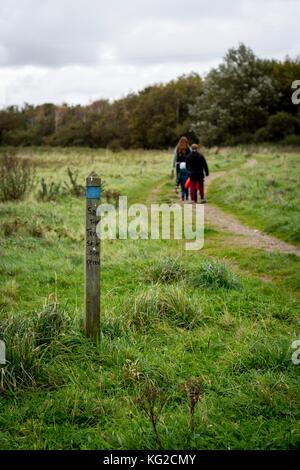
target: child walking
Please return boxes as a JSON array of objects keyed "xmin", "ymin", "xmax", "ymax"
[{"xmin": 176, "ymin": 162, "xmax": 189, "ymax": 201}]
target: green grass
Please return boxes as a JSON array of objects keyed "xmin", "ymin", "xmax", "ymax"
[
  {"xmin": 208, "ymin": 152, "xmax": 300, "ymax": 245},
  {"xmin": 0, "ymin": 147, "xmax": 299, "ymax": 450}
]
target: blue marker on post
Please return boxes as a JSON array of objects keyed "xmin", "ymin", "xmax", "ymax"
[{"xmin": 86, "ymin": 185, "xmax": 101, "ymax": 199}]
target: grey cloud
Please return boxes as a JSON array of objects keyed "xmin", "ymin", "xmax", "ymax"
[
  {"xmin": 0, "ymin": 0, "xmax": 299, "ymax": 106},
  {"xmin": 0, "ymin": 0, "xmax": 260, "ymax": 67},
  {"xmin": 0, "ymin": 0, "xmax": 111, "ymax": 66},
  {"xmin": 2, "ymin": 40, "xmax": 98, "ymax": 66}
]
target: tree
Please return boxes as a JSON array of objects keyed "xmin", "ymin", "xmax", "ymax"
[
  {"xmin": 1, "ymin": 49, "xmax": 299, "ymax": 148},
  {"xmin": 272, "ymin": 57, "xmax": 300, "ymax": 114},
  {"xmin": 189, "ymin": 44, "xmax": 278, "ymax": 145},
  {"xmin": 129, "ymin": 74, "xmax": 203, "ymax": 148}
]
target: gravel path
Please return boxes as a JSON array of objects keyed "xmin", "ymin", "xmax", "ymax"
[{"xmin": 205, "ymin": 160, "xmax": 300, "ymax": 257}]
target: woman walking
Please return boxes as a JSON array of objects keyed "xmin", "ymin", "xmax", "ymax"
[{"xmin": 172, "ymin": 136, "xmax": 191, "ymax": 184}]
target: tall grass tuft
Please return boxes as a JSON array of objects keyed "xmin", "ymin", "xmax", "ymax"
[
  {"xmin": 0, "ymin": 314, "xmax": 41, "ymax": 390},
  {"xmin": 34, "ymin": 301, "xmax": 70, "ymax": 347},
  {"xmin": 144, "ymin": 257, "xmax": 187, "ymax": 284},
  {"xmin": 0, "ymin": 300, "xmax": 70, "ymax": 392},
  {"xmin": 189, "ymin": 259, "xmax": 242, "ymax": 290},
  {"xmin": 130, "ymin": 286, "xmax": 201, "ymax": 329}
]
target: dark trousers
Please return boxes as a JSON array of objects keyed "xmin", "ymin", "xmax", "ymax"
[{"xmin": 180, "ymin": 182, "xmax": 189, "ymax": 200}]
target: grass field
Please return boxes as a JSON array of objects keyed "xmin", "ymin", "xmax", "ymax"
[
  {"xmin": 0, "ymin": 147, "xmax": 299, "ymax": 450},
  {"xmin": 209, "ymin": 150, "xmax": 300, "ymax": 245}
]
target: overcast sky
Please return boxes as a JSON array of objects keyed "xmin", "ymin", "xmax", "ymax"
[{"xmin": 0, "ymin": 0, "xmax": 299, "ymax": 108}]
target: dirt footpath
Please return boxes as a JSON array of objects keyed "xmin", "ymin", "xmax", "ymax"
[{"xmin": 205, "ymin": 160, "xmax": 300, "ymax": 257}]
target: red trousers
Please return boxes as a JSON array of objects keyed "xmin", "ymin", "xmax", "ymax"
[{"xmin": 190, "ymin": 178, "xmax": 204, "ymax": 202}]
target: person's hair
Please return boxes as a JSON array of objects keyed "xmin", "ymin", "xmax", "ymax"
[
  {"xmin": 191, "ymin": 143, "xmax": 199, "ymax": 150},
  {"xmin": 177, "ymin": 136, "xmax": 189, "ymax": 152}
]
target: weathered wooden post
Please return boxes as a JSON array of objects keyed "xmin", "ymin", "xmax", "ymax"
[{"xmin": 85, "ymin": 171, "xmax": 101, "ymax": 341}]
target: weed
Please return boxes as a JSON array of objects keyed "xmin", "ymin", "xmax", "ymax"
[
  {"xmin": 184, "ymin": 377, "xmax": 204, "ymax": 431},
  {"xmin": 0, "ymin": 153, "xmax": 35, "ymax": 201},
  {"xmin": 63, "ymin": 168, "xmax": 85, "ymax": 197},
  {"xmin": 136, "ymin": 381, "xmax": 167, "ymax": 448},
  {"xmin": 102, "ymin": 189, "xmax": 121, "ymax": 206},
  {"xmin": 123, "ymin": 359, "xmax": 144, "ymax": 383},
  {"xmin": 37, "ymin": 178, "xmax": 62, "ymax": 201}
]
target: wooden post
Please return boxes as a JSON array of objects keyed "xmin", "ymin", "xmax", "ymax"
[{"xmin": 85, "ymin": 171, "xmax": 101, "ymax": 341}]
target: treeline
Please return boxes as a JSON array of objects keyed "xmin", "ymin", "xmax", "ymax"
[
  {"xmin": 0, "ymin": 44, "xmax": 300, "ymax": 148},
  {"xmin": 190, "ymin": 44, "xmax": 300, "ymax": 146},
  {"xmin": 0, "ymin": 74, "xmax": 202, "ymax": 149}
]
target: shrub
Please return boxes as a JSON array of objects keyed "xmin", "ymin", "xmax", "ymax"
[
  {"xmin": 281, "ymin": 134, "xmax": 300, "ymax": 146},
  {"xmin": 254, "ymin": 126, "xmax": 272, "ymax": 143},
  {"xmin": 267, "ymin": 112, "xmax": 298, "ymax": 140},
  {"xmin": 255, "ymin": 113, "xmax": 300, "ymax": 143},
  {"xmin": 108, "ymin": 139, "xmax": 122, "ymax": 153},
  {"xmin": 0, "ymin": 153, "xmax": 35, "ymax": 202}
]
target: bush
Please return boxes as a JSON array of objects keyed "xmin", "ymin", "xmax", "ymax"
[
  {"xmin": 281, "ymin": 134, "xmax": 300, "ymax": 146},
  {"xmin": 254, "ymin": 126, "xmax": 272, "ymax": 143},
  {"xmin": 255, "ymin": 113, "xmax": 300, "ymax": 143},
  {"xmin": 0, "ymin": 153, "xmax": 35, "ymax": 202},
  {"xmin": 226, "ymin": 132, "xmax": 255, "ymax": 145},
  {"xmin": 267, "ymin": 112, "xmax": 298, "ymax": 140},
  {"xmin": 108, "ymin": 139, "xmax": 122, "ymax": 153}
]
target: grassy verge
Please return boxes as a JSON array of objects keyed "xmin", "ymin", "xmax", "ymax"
[
  {"xmin": 0, "ymin": 148, "xmax": 299, "ymax": 450},
  {"xmin": 208, "ymin": 152, "xmax": 300, "ymax": 245}
]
